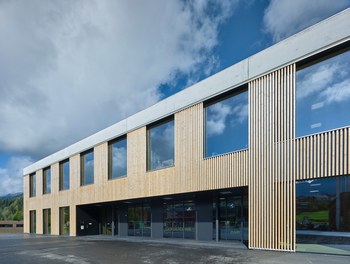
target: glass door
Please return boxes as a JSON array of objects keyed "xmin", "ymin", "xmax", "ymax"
[{"xmin": 220, "ymin": 196, "xmax": 243, "ymax": 241}]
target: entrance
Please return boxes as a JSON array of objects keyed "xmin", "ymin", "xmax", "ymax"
[
  {"xmin": 163, "ymin": 200, "xmax": 196, "ymax": 239},
  {"xmin": 219, "ymin": 195, "xmax": 248, "ymax": 241},
  {"xmin": 100, "ymin": 206, "xmax": 112, "ymax": 235}
]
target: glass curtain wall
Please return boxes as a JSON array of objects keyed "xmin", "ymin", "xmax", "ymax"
[
  {"xmin": 43, "ymin": 208, "xmax": 51, "ymax": 234},
  {"xmin": 296, "ymin": 175, "xmax": 350, "ymax": 233},
  {"xmin": 163, "ymin": 200, "xmax": 196, "ymax": 239},
  {"xmin": 128, "ymin": 204, "xmax": 151, "ymax": 237},
  {"xmin": 59, "ymin": 207, "xmax": 70, "ymax": 236}
]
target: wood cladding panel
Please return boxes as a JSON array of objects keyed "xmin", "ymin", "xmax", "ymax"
[
  {"xmin": 296, "ymin": 127, "xmax": 350, "ymax": 180},
  {"xmin": 249, "ymin": 64, "xmax": 296, "ymax": 251}
]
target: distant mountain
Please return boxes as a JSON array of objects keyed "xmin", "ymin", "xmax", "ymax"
[
  {"xmin": 0, "ymin": 194, "xmax": 23, "ymax": 221},
  {"xmin": 0, "ymin": 192, "xmax": 23, "ymax": 199}
]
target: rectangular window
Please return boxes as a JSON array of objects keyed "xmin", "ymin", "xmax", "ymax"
[
  {"xmin": 43, "ymin": 167, "xmax": 51, "ymax": 194},
  {"xmin": 81, "ymin": 149, "xmax": 94, "ymax": 185},
  {"xmin": 43, "ymin": 208, "xmax": 51, "ymax": 235},
  {"xmin": 29, "ymin": 173, "xmax": 36, "ymax": 197},
  {"xmin": 59, "ymin": 206, "xmax": 70, "ymax": 236},
  {"xmin": 147, "ymin": 118, "xmax": 174, "ymax": 171},
  {"xmin": 296, "ymin": 175, "xmax": 350, "ymax": 240},
  {"xmin": 296, "ymin": 48, "xmax": 350, "ymax": 137},
  {"xmin": 59, "ymin": 159, "xmax": 70, "ymax": 191},
  {"xmin": 30, "ymin": 210, "xmax": 36, "ymax": 234},
  {"xmin": 205, "ymin": 89, "xmax": 248, "ymax": 157},
  {"xmin": 108, "ymin": 136, "xmax": 127, "ymax": 179}
]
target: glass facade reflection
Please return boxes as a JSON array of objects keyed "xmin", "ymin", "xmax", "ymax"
[
  {"xmin": 205, "ymin": 90, "xmax": 248, "ymax": 157},
  {"xmin": 30, "ymin": 210, "xmax": 36, "ymax": 234},
  {"xmin": 43, "ymin": 208, "xmax": 51, "ymax": 234},
  {"xmin": 109, "ymin": 137, "xmax": 127, "ymax": 179},
  {"xmin": 127, "ymin": 204, "xmax": 151, "ymax": 237},
  {"xmin": 163, "ymin": 200, "xmax": 196, "ymax": 239},
  {"xmin": 81, "ymin": 150, "xmax": 94, "ymax": 185},
  {"xmin": 59, "ymin": 160, "xmax": 70, "ymax": 190},
  {"xmin": 296, "ymin": 49, "xmax": 350, "ymax": 137},
  {"xmin": 296, "ymin": 175, "xmax": 350, "ymax": 232},
  {"xmin": 59, "ymin": 206, "xmax": 70, "ymax": 236},
  {"xmin": 29, "ymin": 173, "xmax": 36, "ymax": 197},
  {"xmin": 43, "ymin": 167, "xmax": 51, "ymax": 194},
  {"xmin": 147, "ymin": 119, "xmax": 174, "ymax": 170}
]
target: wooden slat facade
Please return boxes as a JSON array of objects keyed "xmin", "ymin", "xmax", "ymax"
[
  {"xmin": 249, "ymin": 64, "xmax": 296, "ymax": 251},
  {"xmin": 296, "ymin": 127, "xmax": 350, "ymax": 180},
  {"xmin": 23, "ymin": 62, "xmax": 349, "ymax": 252}
]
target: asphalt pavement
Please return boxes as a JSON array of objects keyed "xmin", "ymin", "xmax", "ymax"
[{"xmin": 0, "ymin": 234, "xmax": 349, "ymax": 264}]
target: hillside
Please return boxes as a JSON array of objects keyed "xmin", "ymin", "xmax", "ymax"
[{"xmin": 0, "ymin": 194, "xmax": 23, "ymax": 221}]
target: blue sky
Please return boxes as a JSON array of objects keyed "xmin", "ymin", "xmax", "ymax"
[{"xmin": 0, "ymin": 0, "xmax": 349, "ymax": 196}]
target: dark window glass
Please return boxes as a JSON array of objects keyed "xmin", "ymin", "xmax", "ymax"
[
  {"xmin": 43, "ymin": 167, "xmax": 51, "ymax": 194},
  {"xmin": 205, "ymin": 90, "xmax": 248, "ymax": 157},
  {"xmin": 109, "ymin": 137, "xmax": 127, "ymax": 179},
  {"xmin": 296, "ymin": 175, "xmax": 350, "ymax": 233},
  {"xmin": 59, "ymin": 160, "xmax": 70, "ymax": 191},
  {"xmin": 163, "ymin": 200, "xmax": 196, "ymax": 239},
  {"xmin": 59, "ymin": 206, "xmax": 70, "ymax": 236},
  {"xmin": 30, "ymin": 210, "xmax": 36, "ymax": 234},
  {"xmin": 81, "ymin": 150, "xmax": 94, "ymax": 185},
  {"xmin": 147, "ymin": 119, "xmax": 174, "ymax": 170},
  {"xmin": 29, "ymin": 173, "xmax": 36, "ymax": 197},
  {"xmin": 296, "ymin": 49, "xmax": 350, "ymax": 137},
  {"xmin": 43, "ymin": 208, "xmax": 51, "ymax": 235},
  {"xmin": 127, "ymin": 204, "xmax": 151, "ymax": 237}
]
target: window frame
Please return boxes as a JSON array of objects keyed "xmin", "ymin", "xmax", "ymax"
[
  {"xmin": 43, "ymin": 167, "xmax": 51, "ymax": 195},
  {"xmin": 295, "ymin": 44, "xmax": 350, "ymax": 138},
  {"xmin": 108, "ymin": 135, "xmax": 127, "ymax": 180},
  {"xmin": 29, "ymin": 173, "xmax": 36, "ymax": 198},
  {"xmin": 80, "ymin": 148, "xmax": 94, "ymax": 186},
  {"xmin": 59, "ymin": 159, "xmax": 70, "ymax": 191},
  {"xmin": 203, "ymin": 86, "xmax": 249, "ymax": 158},
  {"xmin": 146, "ymin": 116, "xmax": 175, "ymax": 172}
]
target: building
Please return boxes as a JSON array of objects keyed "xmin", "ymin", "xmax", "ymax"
[
  {"xmin": 0, "ymin": 221, "xmax": 23, "ymax": 234},
  {"xmin": 23, "ymin": 9, "xmax": 350, "ymax": 252}
]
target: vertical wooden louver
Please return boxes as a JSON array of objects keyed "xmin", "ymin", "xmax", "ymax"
[
  {"xmin": 249, "ymin": 64, "xmax": 296, "ymax": 251},
  {"xmin": 296, "ymin": 127, "xmax": 350, "ymax": 180}
]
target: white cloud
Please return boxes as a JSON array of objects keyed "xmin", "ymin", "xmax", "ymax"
[
  {"xmin": 206, "ymin": 102, "xmax": 232, "ymax": 136},
  {"xmin": 0, "ymin": 156, "xmax": 33, "ymax": 196},
  {"xmin": 263, "ymin": 0, "xmax": 349, "ymax": 42},
  {"xmin": 0, "ymin": 0, "xmax": 237, "ymax": 158},
  {"xmin": 321, "ymin": 79, "xmax": 350, "ymax": 104}
]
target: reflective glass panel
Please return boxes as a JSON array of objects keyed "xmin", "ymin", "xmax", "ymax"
[
  {"xmin": 296, "ymin": 50, "xmax": 350, "ymax": 137},
  {"xmin": 147, "ymin": 119, "xmax": 174, "ymax": 170},
  {"xmin": 296, "ymin": 175, "xmax": 350, "ymax": 232},
  {"xmin": 109, "ymin": 137, "xmax": 127, "ymax": 179},
  {"xmin": 81, "ymin": 150, "xmax": 94, "ymax": 185},
  {"xmin": 59, "ymin": 206, "xmax": 70, "ymax": 236},
  {"xmin": 43, "ymin": 168, "xmax": 51, "ymax": 194},
  {"xmin": 60, "ymin": 160, "xmax": 70, "ymax": 190},
  {"xmin": 30, "ymin": 173, "xmax": 36, "ymax": 197},
  {"xmin": 205, "ymin": 90, "xmax": 248, "ymax": 157}
]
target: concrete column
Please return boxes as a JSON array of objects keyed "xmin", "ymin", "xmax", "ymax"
[{"xmin": 151, "ymin": 201, "xmax": 163, "ymax": 238}]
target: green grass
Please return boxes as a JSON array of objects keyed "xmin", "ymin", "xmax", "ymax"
[{"xmin": 296, "ymin": 210, "xmax": 328, "ymax": 224}]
